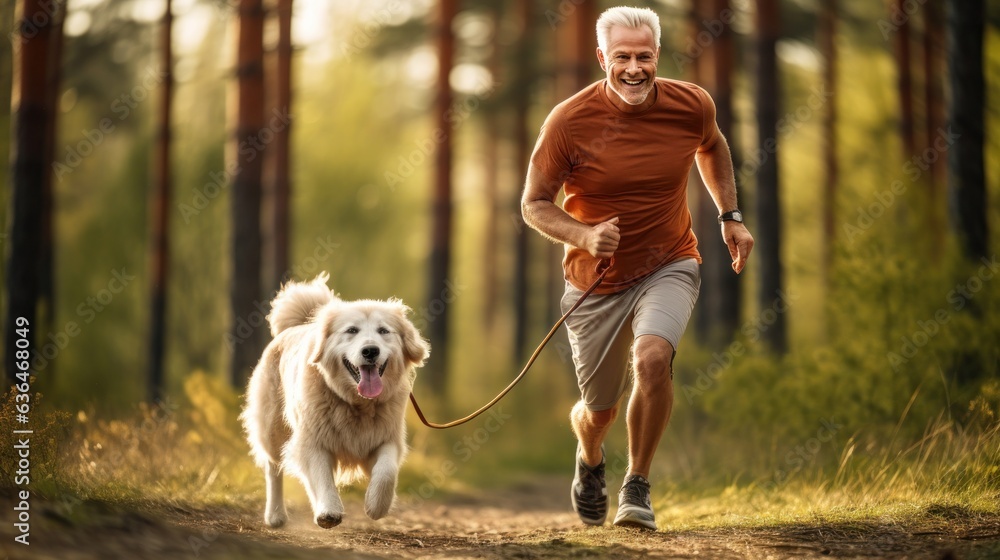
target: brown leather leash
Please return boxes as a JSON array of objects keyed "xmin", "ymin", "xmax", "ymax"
[{"xmin": 409, "ymin": 258, "xmax": 613, "ymax": 429}]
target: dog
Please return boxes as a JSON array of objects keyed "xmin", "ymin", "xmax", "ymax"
[{"xmin": 240, "ymin": 272, "xmax": 429, "ymax": 528}]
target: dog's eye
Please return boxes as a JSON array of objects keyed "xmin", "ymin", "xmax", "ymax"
[
  {"xmin": 345, "ymin": 326, "xmax": 359, "ymax": 334},
  {"xmin": 377, "ymin": 327, "xmax": 391, "ymax": 335}
]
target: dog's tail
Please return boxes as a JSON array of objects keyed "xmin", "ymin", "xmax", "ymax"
[{"xmin": 267, "ymin": 272, "xmax": 335, "ymax": 336}]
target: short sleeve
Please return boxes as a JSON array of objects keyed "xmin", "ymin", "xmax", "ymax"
[
  {"xmin": 695, "ymin": 86, "xmax": 721, "ymax": 152},
  {"xmin": 529, "ymin": 107, "xmax": 576, "ymax": 184}
]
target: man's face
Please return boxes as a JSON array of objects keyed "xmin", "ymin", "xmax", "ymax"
[{"xmin": 597, "ymin": 25, "xmax": 659, "ymax": 110}]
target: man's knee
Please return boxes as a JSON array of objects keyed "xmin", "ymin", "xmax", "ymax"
[
  {"xmin": 589, "ymin": 405, "xmax": 619, "ymax": 425},
  {"xmin": 633, "ymin": 335, "xmax": 674, "ymax": 386},
  {"xmin": 574, "ymin": 400, "xmax": 619, "ymax": 426}
]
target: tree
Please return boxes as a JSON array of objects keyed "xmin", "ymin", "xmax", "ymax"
[
  {"xmin": 481, "ymin": 0, "xmax": 502, "ymax": 331},
  {"xmin": 923, "ymin": 0, "xmax": 946, "ymax": 255},
  {"xmin": 946, "ymin": 0, "xmax": 987, "ymax": 261},
  {"xmin": 893, "ymin": 0, "xmax": 916, "ymax": 157},
  {"xmin": 148, "ymin": 0, "xmax": 173, "ymax": 402},
  {"xmin": 754, "ymin": 0, "xmax": 786, "ymax": 353},
  {"xmin": 571, "ymin": 0, "xmax": 596, "ymax": 89},
  {"xmin": 229, "ymin": 0, "xmax": 267, "ymax": 388},
  {"xmin": 692, "ymin": 0, "xmax": 742, "ymax": 347},
  {"xmin": 819, "ymin": 0, "xmax": 838, "ymax": 281},
  {"xmin": 39, "ymin": 0, "xmax": 65, "ymax": 331},
  {"xmin": 425, "ymin": 0, "xmax": 457, "ymax": 392},
  {"xmin": 511, "ymin": 0, "xmax": 533, "ymax": 362},
  {"xmin": 265, "ymin": 0, "xmax": 293, "ymax": 295},
  {"xmin": 5, "ymin": 0, "xmax": 58, "ymax": 384}
]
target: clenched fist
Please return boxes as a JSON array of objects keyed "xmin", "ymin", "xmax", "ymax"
[{"xmin": 583, "ymin": 217, "xmax": 620, "ymax": 259}]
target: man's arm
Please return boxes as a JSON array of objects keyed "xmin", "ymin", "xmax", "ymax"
[
  {"xmin": 520, "ymin": 162, "xmax": 620, "ymax": 259},
  {"xmin": 694, "ymin": 131, "xmax": 755, "ymax": 274}
]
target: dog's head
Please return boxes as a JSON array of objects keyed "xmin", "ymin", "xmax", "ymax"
[{"xmin": 309, "ymin": 299, "xmax": 429, "ymax": 401}]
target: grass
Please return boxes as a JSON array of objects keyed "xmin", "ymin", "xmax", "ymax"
[
  {"xmin": 2, "ymin": 371, "xmax": 998, "ymax": 540},
  {"xmin": 651, "ymin": 409, "xmax": 1000, "ymax": 532}
]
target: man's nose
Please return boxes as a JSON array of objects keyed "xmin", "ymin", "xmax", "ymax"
[{"xmin": 626, "ymin": 56, "xmax": 640, "ymax": 72}]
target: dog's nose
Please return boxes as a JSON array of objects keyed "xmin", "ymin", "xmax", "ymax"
[{"xmin": 361, "ymin": 346, "xmax": 380, "ymax": 361}]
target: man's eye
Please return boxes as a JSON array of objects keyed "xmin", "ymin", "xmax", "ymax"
[
  {"xmin": 377, "ymin": 327, "xmax": 390, "ymax": 335},
  {"xmin": 345, "ymin": 326, "xmax": 359, "ymax": 334}
]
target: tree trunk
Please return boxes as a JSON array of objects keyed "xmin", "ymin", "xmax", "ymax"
[
  {"xmin": 481, "ymin": 1, "xmax": 502, "ymax": 331},
  {"xmin": 894, "ymin": 0, "xmax": 916, "ymax": 157},
  {"xmin": 425, "ymin": 0, "xmax": 457, "ymax": 392},
  {"xmin": 946, "ymin": 0, "xmax": 987, "ymax": 261},
  {"xmin": 754, "ymin": 0, "xmax": 786, "ymax": 353},
  {"xmin": 266, "ymin": 0, "xmax": 292, "ymax": 294},
  {"xmin": 923, "ymin": 0, "xmax": 946, "ymax": 256},
  {"xmin": 5, "ymin": 0, "xmax": 55, "ymax": 384},
  {"xmin": 512, "ymin": 0, "xmax": 532, "ymax": 362},
  {"xmin": 689, "ymin": 3, "xmax": 715, "ymax": 345},
  {"xmin": 39, "ymin": 0, "xmax": 65, "ymax": 331},
  {"xmin": 819, "ymin": 0, "xmax": 838, "ymax": 283},
  {"xmin": 710, "ymin": 0, "xmax": 741, "ymax": 344},
  {"xmin": 229, "ymin": 0, "xmax": 266, "ymax": 388},
  {"xmin": 572, "ymin": 0, "xmax": 595, "ymax": 88},
  {"xmin": 148, "ymin": 0, "xmax": 173, "ymax": 402},
  {"xmin": 691, "ymin": 0, "xmax": 742, "ymax": 347}
]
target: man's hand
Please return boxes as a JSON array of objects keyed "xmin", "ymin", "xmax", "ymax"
[
  {"xmin": 722, "ymin": 221, "xmax": 754, "ymax": 274},
  {"xmin": 583, "ymin": 217, "xmax": 620, "ymax": 259}
]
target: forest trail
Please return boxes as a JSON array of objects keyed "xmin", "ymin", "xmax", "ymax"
[{"xmin": 4, "ymin": 475, "xmax": 999, "ymax": 559}]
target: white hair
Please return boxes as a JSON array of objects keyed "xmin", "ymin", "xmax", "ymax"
[{"xmin": 596, "ymin": 6, "xmax": 661, "ymax": 53}]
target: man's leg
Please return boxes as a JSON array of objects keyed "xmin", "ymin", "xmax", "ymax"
[
  {"xmin": 570, "ymin": 399, "xmax": 621, "ymax": 525},
  {"xmin": 571, "ymin": 400, "xmax": 620, "ymax": 467},
  {"xmin": 612, "ymin": 334, "xmax": 673, "ymax": 530},
  {"xmin": 626, "ymin": 334, "xmax": 674, "ymax": 477},
  {"xmin": 559, "ymin": 279, "xmax": 633, "ymax": 526}
]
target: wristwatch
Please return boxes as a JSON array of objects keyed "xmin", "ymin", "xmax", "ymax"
[{"xmin": 718, "ymin": 210, "xmax": 744, "ymax": 224}]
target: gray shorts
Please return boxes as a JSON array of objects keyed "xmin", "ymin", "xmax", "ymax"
[{"xmin": 560, "ymin": 258, "xmax": 701, "ymax": 411}]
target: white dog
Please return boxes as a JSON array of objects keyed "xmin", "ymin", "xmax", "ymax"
[{"xmin": 241, "ymin": 273, "xmax": 429, "ymax": 528}]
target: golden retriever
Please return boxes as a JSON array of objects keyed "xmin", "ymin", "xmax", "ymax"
[{"xmin": 241, "ymin": 273, "xmax": 429, "ymax": 528}]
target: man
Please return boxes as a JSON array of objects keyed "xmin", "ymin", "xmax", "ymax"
[{"xmin": 521, "ymin": 6, "xmax": 754, "ymax": 530}]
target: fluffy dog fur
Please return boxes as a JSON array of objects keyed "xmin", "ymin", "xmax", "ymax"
[{"xmin": 241, "ymin": 273, "xmax": 429, "ymax": 528}]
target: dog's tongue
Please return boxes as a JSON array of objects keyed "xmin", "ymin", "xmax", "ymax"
[{"xmin": 358, "ymin": 364, "xmax": 383, "ymax": 399}]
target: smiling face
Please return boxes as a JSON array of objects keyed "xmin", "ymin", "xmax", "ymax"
[
  {"xmin": 597, "ymin": 24, "xmax": 659, "ymax": 112},
  {"xmin": 310, "ymin": 300, "xmax": 429, "ymax": 402}
]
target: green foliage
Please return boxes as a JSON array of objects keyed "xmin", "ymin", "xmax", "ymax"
[
  {"xmin": 0, "ymin": 386, "xmax": 71, "ymax": 496},
  {"xmin": 653, "ymin": 415, "xmax": 1000, "ymax": 530},
  {"xmin": 50, "ymin": 371, "xmax": 258, "ymax": 507}
]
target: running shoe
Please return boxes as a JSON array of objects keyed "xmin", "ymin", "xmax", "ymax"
[
  {"xmin": 571, "ymin": 444, "xmax": 607, "ymax": 525},
  {"xmin": 613, "ymin": 474, "xmax": 657, "ymax": 530}
]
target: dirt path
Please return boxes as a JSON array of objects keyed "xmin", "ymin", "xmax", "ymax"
[{"xmin": 4, "ymin": 477, "xmax": 999, "ymax": 559}]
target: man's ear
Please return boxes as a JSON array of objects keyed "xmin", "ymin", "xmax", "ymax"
[{"xmin": 596, "ymin": 47, "xmax": 607, "ymax": 71}]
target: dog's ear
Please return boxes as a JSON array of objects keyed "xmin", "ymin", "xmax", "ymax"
[
  {"xmin": 309, "ymin": 307, "xmax": 335, "ymax": 366},
  {"xmin": 390, "ymin": 300, "xmax": 430, "ymax": 367}
]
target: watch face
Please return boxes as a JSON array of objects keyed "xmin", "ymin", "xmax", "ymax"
[{"xmin": 732, "ymin": 211, "xmax": 743, "ymax": 222}]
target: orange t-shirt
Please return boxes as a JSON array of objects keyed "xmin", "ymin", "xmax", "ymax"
[{"xmin": 530, "ymin": 78, "xmax": 719, "ymax": 294}]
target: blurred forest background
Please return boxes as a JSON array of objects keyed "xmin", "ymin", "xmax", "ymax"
[{"xmin": 1, "ymin": 0, "xmax": 999, "ymax": 504}]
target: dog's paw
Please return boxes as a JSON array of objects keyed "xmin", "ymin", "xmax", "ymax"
[
  {"xmin": 315, "ymin": 512, "xmax": 343, "ymax": 528},
  {"xmin": 264, "ymin": 510, "xmax": 287, "ymax": 528},
  {"xmin": 364, "ymin": 489, "xmax": 395, "ymax": 520}
]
